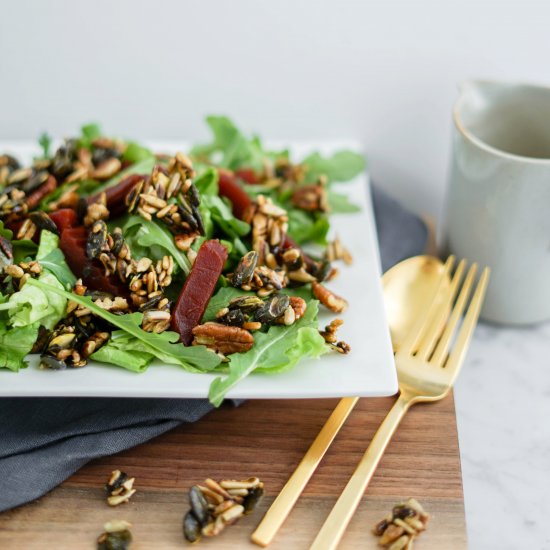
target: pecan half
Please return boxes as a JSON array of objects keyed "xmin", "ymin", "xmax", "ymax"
[
  {"xmin": 192, "ymin": 322, "xmax": 254, "ymax": 354},
  {"xmin": 291, "ymin": 184, "xmax": 328, "ymax": 212},
  {"xmin": 312, "ymin": 281, "xmax": 348, "ymax": 313}
]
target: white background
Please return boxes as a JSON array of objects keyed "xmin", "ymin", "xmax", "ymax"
[{"xmin": 2, "ymin": 0, "xmax": 550, "ymax": 219}]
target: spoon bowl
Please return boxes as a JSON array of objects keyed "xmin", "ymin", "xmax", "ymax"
[{"xmin": 382, "ymin": 255, "xmax": 449, "ymax": 352}]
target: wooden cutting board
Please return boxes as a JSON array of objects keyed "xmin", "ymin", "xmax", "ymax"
[{"xmin": 0, "ymin": 394, "xmax": 466, "ymax": 549}]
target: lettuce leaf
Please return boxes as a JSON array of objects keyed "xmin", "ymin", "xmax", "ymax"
[
  {"xmin": 208, "ymin": 300, "xmax": 328, "ymax": 406},
  {"xmin": 26, "ymin": 278, "xmax": 221, "ymax": 373},
  {"xmin": 0, "ymin": 319, "xmax": 39, "ymax": 371},
  {"xmin": 36, "ymin": 230, "xmax": 76, "ymax": 289},
  {"xmin": 302, "ymin": 151, "xmax": 366, "ymax": 184},
  {"xmin": 4, "ymin": 271, "xmax": 65, "ymax": 329},
  {"xmin": 91, "ymin": 332, "xmax": 154, "ymax": 373}
]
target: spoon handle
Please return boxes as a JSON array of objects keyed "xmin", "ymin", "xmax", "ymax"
[
  {"xmin": 251, "ymin": 396, "xmax": 359, "ymax": 547},
  {"xmin": 309, "ymin": 394, "xmax": 411, "ymax": 550}
]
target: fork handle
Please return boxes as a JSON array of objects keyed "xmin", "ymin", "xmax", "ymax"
[
  {"xmin": 309, "ymin": 394, "xmax": 412, "ymax": 550},
  {"xmin": 251, "ymin": 396, "xmax": 359, "ymax": 547}
]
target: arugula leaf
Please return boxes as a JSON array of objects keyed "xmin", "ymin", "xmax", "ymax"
[
  {"xmin": 123, "ymin": 216, "xmax": 191, "ymax": 275},
  {"xmin": 287, "ymin": 209, "xmax": 330, "ymax": 245},
  {"xmin": 38, "ymin": 132, "xmax": 52, "ymax": 159},
  {"xmin": 78, "ymin": 122, "xmax": 103, "ymax": 149},
  {"xmin": 194, "ymin": 167, "xmax": 219, "ymax": 196},
  {"xmin": 0, "ymin": 320, "xmax": 39, "ymax": 371},
  {"xmin": 122, "ymin": 142, "xmax": 154, "ymax": 164},
  {"xmin": 192, "ymin": 116, "xmax": 264, "ymax": 171},
  {"xmin": 0, "ymin": 220, "xmax": 37, "ymax": 264},
  {"xmin": 327, "ymin": 191, "xmax": 361, "ymax": 214},
  {"xmin": 208, "ymin": 300, "xmax": 327, "ymax": 406},
  {"xmin": 0, "ymin": 220, "xmax": 11, "ymax": 240},
  {"xmin": 26, "ymin": 278, "xmax": 221, "ymax": 373},
  {"xmin": 201, "ymin": 195, "xmax": 250, "ymax": 256},
  {"xmin": 12, "ymin": 240, "xmax": 38, "ymax": 263},
  {"xmin": 36, "ymin": 231, "xmax": 76, "ymax": 289},
  {"xmin": 302, "ymin": 150, "xmax": 366, "ymax": 183}
]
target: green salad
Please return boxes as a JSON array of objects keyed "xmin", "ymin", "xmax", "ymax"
[{"xmin": 0, "ymin": 116, "xmax": 365, "ymax": 405}]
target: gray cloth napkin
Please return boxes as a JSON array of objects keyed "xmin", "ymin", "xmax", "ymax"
[{"xmin": 0, "ymin": 184, "xmax": 427, "ymax": 512}]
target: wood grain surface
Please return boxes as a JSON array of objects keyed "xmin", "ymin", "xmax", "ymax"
[{"xmin": 0, "ymin": 394, "xmax": 466, "ymax": 549}]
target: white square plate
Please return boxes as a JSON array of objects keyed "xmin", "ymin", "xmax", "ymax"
[{"xmin": 0, "ymin": 141, "xmax": 397, "ymax": 399}]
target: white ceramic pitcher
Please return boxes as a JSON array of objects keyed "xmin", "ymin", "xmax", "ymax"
[{"xmin": 444, "ymin": 80, "xmax": 550, "ymax": 325}]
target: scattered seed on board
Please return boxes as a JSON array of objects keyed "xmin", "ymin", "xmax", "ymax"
[
  {"xmin": 373, "ymin": 498, "xmax": 430, "ymax": 549},
  {"xmin": 97, "ymin": 519, "xmax": 132, "ymax": 550},
  {"xmin": 105, "ymin": 470, "xmax": 136, "ymax": 506},
  {"xmin": 183, "ymin": 477, "xmax": 264, "ymax": 543}
]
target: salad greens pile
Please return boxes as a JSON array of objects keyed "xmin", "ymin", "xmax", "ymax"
[{"xmin": 0, "ymin": 116, "xmax": 365, "ymax": 406}]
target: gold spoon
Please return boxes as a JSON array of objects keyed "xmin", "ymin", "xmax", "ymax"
[{"xmin": 251, "ymin": 255, "xmax": 448, "ymax": 547}]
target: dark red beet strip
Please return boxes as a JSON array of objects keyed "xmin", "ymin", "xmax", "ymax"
[
  {"xmin": 60, "ymin": 226, "xmax": 128, "ymax": 296},
  {"xmin": 235, "ymin": 168, "xmax": 261, "ymax": 184},
  {"xmin": 217, "ymin": 169, "xmax": 252, "ymax": 220},
  {"xmin": 171, "ymin": 239, "xmax": 228, "ymax": 345},
  {"xmin": 49, "ymin": 208, "xmax": 78, "ymax": 233}
]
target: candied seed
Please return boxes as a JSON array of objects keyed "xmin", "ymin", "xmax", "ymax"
[
  {"xmin": 212, "ymin": 500, "xmax": 235, "ymax": 517},
  {"xmin": 379, "ymin": 524, "xmax": 405, "ymax": 545},
  {"xmin": 197, "ymin": 486, "xmax": 224, "ymax": 505},
  {"xmin": 220, "ymin": 504, "xmax": 244, "ymax": 524},
  {"xmin": 283, "ymin": 306, "xmax": 296, "ymax": 325},
  {"xmin": 393, "ymin": 518, "xmax": 416, "ymax": 536},
  {"xmin": 219, "ymin": 477, "xmax": 261, "ymax": 490},
  {"xmin": 5, "ymin": 264, "xmax": 24, "ymax": 278},
  {"xmin": 136, "ymin": 257, "xmax": 152, "ymax": 272},
  {"xmin": 226, "ymin": 488, "xmax": 249, "ymax": 497},
  {"xmin": 242, "ymin": 321, "xmax": 261, "ymax": 331},
  {"xmin": 103, "ymin": 519, "xmax": 132, "ymax": 533},
  {"xmin": 216, "ymin": 307, "xmax": 230, "ymax": 319},
  {"xmin": 388, "ymin": 535, "xmax": 411, "ymax": 550},
  {"xmin": 140, "ymin": 193, "xmax": 167, "ymax": 209},
  {"xmin": 143, "ymin": 310, "xmax": 171, "ymax": 322},
  {"xmin": 107, "ymin": 489, "xmax": 136, "ymax": 506},
  {"xmin": 136, "ymin": 207, "xmax": 152, "ymax": 221}
]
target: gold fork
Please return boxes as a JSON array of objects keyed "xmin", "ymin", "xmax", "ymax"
[{"xmin": 309, "ymin": 257, "xmax": 489, "ymax": 550}]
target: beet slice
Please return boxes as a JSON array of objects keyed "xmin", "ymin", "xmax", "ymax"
[
  {"xmin": 88, "ymin": 173, "xmax": 145, "ymax": 217},
  {"xmin": 235, "ymin": 168, "xmax": 261, "ymax": 184},
  {"xmin": 26, "ymin": 175, "xmax": 57, "ymax": 210},
  {"xmin": 60, "ymin": 226, "xmax": 128, "ymax": 296},
  {"xmin": 217, "ymin": 169, "xmax": 252, "ymax": 220},
  {"xmin": 49, "ymin": 208, "xmax": 78, "ymax": 233},
  {"xmin": 171, "ymin": 240, "xmax": 228, "ymax": 345}
]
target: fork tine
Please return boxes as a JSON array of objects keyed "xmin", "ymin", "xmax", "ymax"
[
  {"xmin": 430, "ymin": 262, "xmax": 478, "ymax": 367},
  {"xmin": 416, "ymin": 258, "xmax": 466, "ymax": 361},
  {"xmin": 397, "ymin": 255, "xmax": 455, "ymax": 357},
  {"xmin": 440, "ymin": 267, "xmax": 490, "ymax": 383}
]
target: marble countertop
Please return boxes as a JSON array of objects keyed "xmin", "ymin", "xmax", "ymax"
[{"xmin": 454, "ymin": 319, "xmax": 550, "ymax": 549}]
